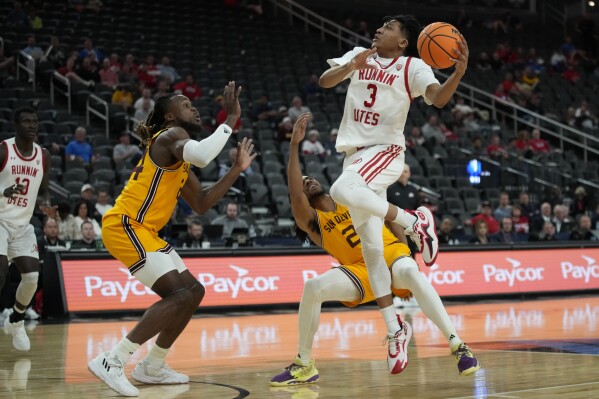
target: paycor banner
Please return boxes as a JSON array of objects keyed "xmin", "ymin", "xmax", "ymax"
[{"xmin": 60, "ymin": 248, "xmax": 599, "ymax": 312}]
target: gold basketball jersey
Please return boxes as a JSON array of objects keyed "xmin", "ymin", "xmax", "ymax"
[
  {"xmin": 315, "ymin": 203, "xmax": 401, "ymax": 265},
  {"xmin": 106, "ymin": 129, "xmax": 190, "ymax": 232}
]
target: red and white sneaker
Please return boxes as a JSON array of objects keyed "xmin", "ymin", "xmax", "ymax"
[
  {"xmin": 404, "ymin": 206, "xmax": 439, "ymax": 267},
  {"xmin": 384, "ymin": 319, "xmax": 413, "ymax": 374}
]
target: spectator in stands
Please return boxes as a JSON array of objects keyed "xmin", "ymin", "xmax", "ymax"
[
  {"xmin": 180, "ymin": 218, "xmax": 205, "ymax": 249},
  {"xmin": 81, "ymin": 182, "xmax": 101, "ymax": 221},
  {"xmin": 517, "ymin": 191, "xmax": 536, "ymax": 220},
  {"xmin": 123, "ymin": 53, "xmax": 138, "ymax": 72},
  {"xmin": 534, "ymin": 221, "xmax": 558, "ymax": 241},
  {"xmin": 486, "ymin": 135, "xmax": 508, "ymax": 160},
  {"xmin": 469, "ymin": 220, "xmax": 491, "ymax": 245},
  {"xmin": 570, "ymin": 186, "xmax": 590, "ymax": 218},
  {"xmin": 95, "ymin": 190, "xmax": 113, "ymax": 217},
  {"xmin": 561, "ymin": 37, "xmax": 576, "ymax": 58},
  {"xmin": 56, "ymin": 201, "xmax": 78, "ymax": 241},
  {"xmin": 118, "ymin": 63, "xmax": 137, "ymax": 87},
  {"xmin": 492, "ymin": 217, "xmax": 521, "ymax": 244},
  {"xmin": 303, "ymin": 74, "xmax": 321, "ymax": 97},
  {"xmin": 111, "ymin": 84, "xmax": 134, "ymax": 112},
  {"xmin": 133, "ymin": 88, "xmax": 155, "ymax": 113},
  {"xmin": 6, "ymin": 1, "xmax": 29, "ymax": 27},
  {"xmin": 288, "ymin": 96, "xmax": 312, "ymax": 122},
  {"xmin": 276, "ymin": 105, "xmax": 289, "ymax": 125},
  {"xmin": 251, "ymin": 95, "xmax": 277, "ymax": 124},
  {"xmin": 109, "ymin": 53, "xmax": 121, "ymax": 71},
  {"xmin": 41, "ymin": 36, "xmax": 68, "ymax": 69},
  {"xmin": 99, "ymin": 58, "xmax": 118, "ymax": 88},
  {"xmin": 218, "ymin": 147, "xmax": 253, "ymax": 202},
  {"xmin": 511, "ymin": 205, "xmax": 529, "ymax": 234},
  {"xmin": 421, "ymin": 114, "xmax": 446, "ymax": 145},
  {"xmin": 519, "ymin": 67, "xmax": 539, "ymax": 92},
  {"xmin": 469, "ymin": 201, "xmax": 499, "ymax": 234},
  {"xmin": 550, "ymin": 49, "xmax": 567, "ymax": 73},
  {"xmin": 387, "ymin": 164, "xmax": 419, "ymax": 211},
  {"xmin": 58, "ymin": 55, "xmax": 78, "ymax": 79},
  {"xmin": 79, "ymin": 38, "xmax": 104, "ymax": 64},
  {"xmin": 552, "ymin": 204, "xmax": 574, "ymax": 235},
  {"xmin": 73, "ymin": 200, "xmax": 102, "ymax": 240},
  {"xmin": 494, "ymin": 192, "xmax": 512, "ymax": 221},
  {"xmin": 22, "ymin": 35, "xmax": 44, "ymax": 73},
  {"xmin": 134, "ymin": 98, "xmax": 153, "ymax": 125},
  {"xmin": 156, "ymin": 56, "xmax": 180, "ymax": 83},
  {"xmin": 563, "ymin": 64, "xmax": 581, "ymax": 84},
  {"xmin": 38, "ymin": 217, "xmax": 67, "ymax": 253},
  {"xmin": 406, "ymin": 126, "xmax": 426, "ymax": 149},
  {"xmin": 28, "ymin": 8, "xmax": 42, "ymax": 30},
  {"xmin": 136, "ymin": 56, "xmax": 159, "ymax": 90},
  {"xmin": 512, "ymin": 129, "xmax": 530, "ymax": 154},
  {"xmin": 574, "ymin": 100, "xmax": 598, "ymax": 129},
  {"xmin": 65, "ymin": 127, "xmax": 95, "ymax": 166},
  {"xmin": 570, "ymin": 215, "xmax": 598, "ymax": 242},
  {"xmin": 212, "ymin": 202, "xmax": 255, "ymax": 239},
  {"xmin": 301, "ymin": 129, "xmax": 326, "ymax": 160},
  {"xmin": 324, "ymin": 128, "xmax": 338, "ymax": 157},
  {"xmin": 216, "ymin": 101, "xmax": 241, "ymax": 132},
  {"xmin": 437, "ymin": 217, "xmax": 459, "ymax": 246},
  {"xmin": 476, "ymin": 52, "xmax": 492, "ymax": 71},
  {"xmin": 528, "ymin": 128, "xmax": 551, "ymax": 154},
  {"xmin": 113, "ymin": 131, "xmax": 142, "ymax": 170},
  {"xmin": 153, "ymin": 79, "xmax": 172, "ymax": 100},
  {"xmin": 75, "ymin": 56, "xmax": 101, "ymax": 85},
  {"xmin": 470, "ymin": 136, "xmax": 484, "ymax": 157},
  {"xmin": 542, "ymin": 186, "xmax": 564, "ymax": 208},
  {"xmin": 173, "ymin": 73, "xmax": 201, "ymax": 100},
  {"xmin": 276, "ymin": 116, "xmax": 294, "ymax": 154},
  {"xmin": 70, "ymin": 221, "xmax": 98, "ymax": 250},
  {"xmin": 531, "ymin": 202, "xmax": 552, "ymax": 233}
]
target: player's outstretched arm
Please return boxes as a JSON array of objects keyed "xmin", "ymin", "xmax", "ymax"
[
  {"xmin": 425, "ymin": 34, "xmax": 469, "ymax": 108},
  {"xmin": 180, "ymin": 138, "xmax": 256, "ymax": 214},
  {"xmin": 288, "ymin": 113, "xmax": 321, "ymax": 245},
  {"xmin": 319, "ymin": 48, "xmax": 377, "ymax": 88}
]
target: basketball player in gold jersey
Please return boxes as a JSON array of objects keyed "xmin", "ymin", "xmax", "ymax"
[
  {"xmin": 270, "ymin": 113, "xmax": 479, "ymax": 386},
  {"xmin": 88, "ymin": 82, "xmax": 256, "ymax": 397}
]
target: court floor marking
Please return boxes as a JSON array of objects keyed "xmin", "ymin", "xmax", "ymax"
[
  {"xmin": 447, "ymin": 381, "xmax": 599, "ymax": 399},
  {"xmin": 473, "ymin": 348, "xmax": 599, "ymax": 357}
]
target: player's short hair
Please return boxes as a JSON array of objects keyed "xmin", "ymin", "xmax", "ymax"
[
  {"xmin": 13, "ymin": 106, "xmax": 36, "ymax": 123},
  {"xmin": 382, "ymin": 15, "xmax": 421, "ymax": 57}
]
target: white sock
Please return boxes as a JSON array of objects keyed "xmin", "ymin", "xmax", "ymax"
[
  {"xmin": 393, "ymin": 207, "xmax": 417, "ymax": 228},
  {"xmin": 381, "ymin": 305, "xmax": 401, "ymax": 337},
  {"xmin": 145, "ymin": 344, "xmax": 169, "ymax": 367},
  {"xmin": 391, "ymin": 257, "xmax": 460, "ymax": 350},
  {"xmin": 297, "ymin": 269, "xmax": 360, "ymax": 366},
  {"xmin": 112, "ymin": 338, "xmax": 139, "ymax": 364}
]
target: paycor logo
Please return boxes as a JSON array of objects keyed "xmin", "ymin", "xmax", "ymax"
[
  {"xmin": 561, "ymin": 256, "xmax": 599, "ymax": 283},
  {"xmin": 423, "ymin": 263, "xmax": 465, "ymax": 285},
  {"xmin": 198, "ymin": 265, "xmax": 280, "ymax": 298},
  {"xmin": 85, "ymin": 268, "xmax": 155, "ymax": 302},
  {"xmin": 483, "ymin": 258, "xmax": 544, "ymax": 287}
]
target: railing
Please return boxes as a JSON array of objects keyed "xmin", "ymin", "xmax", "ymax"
[
  {"xmin": 435, "ymin": 71, "xmax": 599, "ymax": 163},
  {"xmin": 86, "ymin": 93, "xmax": 109, "ymax": 138},
  {"xmin": 50, "ymin": 71, "xmax": 71, "ymax": 113},
  {"xmin": 16, "ymin": 51, "xmax": 35, "ymax": 91},
  {"xmin": 49, "ymin": 181, "xmax": 69, "ymax": 202},
  {"xmin": 269, "ymin": 0, "xmax": 366, "ymax": 50}
]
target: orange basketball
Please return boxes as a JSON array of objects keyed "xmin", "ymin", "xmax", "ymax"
[{"xmin": 417, "ymin": 22, "xmax": 462, "ymax": 69}]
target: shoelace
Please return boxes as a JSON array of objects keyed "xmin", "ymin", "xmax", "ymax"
[
  {"xmin": 451, "ymin": 344, "xmax": 471, "ymax": 360},
  {"xmin": 106, "ymin": 356, "xmax": 124, "ymax": 376}
]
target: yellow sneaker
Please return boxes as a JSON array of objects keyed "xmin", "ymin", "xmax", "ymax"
[
  {"xmin": 270, "ymin": 356, "xmax": 320, "ymax": 386},
  {"xmin": 451, "ymin": 342, "xmax": 481, "ymax": 376}
]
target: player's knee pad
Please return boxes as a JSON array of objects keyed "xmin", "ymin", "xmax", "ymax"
[{"xmin": 15, "ymin": 272, "xmax": 39, "ymax": 306}]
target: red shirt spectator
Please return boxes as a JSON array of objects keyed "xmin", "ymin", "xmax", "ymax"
[
  {"xmin": 470, "ymin": 201, "xmax": 500, "ymax": 234},
  {"xmin": 174, "ymin": 74, "xmax": 202, "ymax": 101},
  {"xmin": 486, "ymin": 135, "xmax": 507, "ymax": 159},
  {"xmin": 217, "ymin": 108, "xmax": 241, "ymax": 131},
  {"xmin": 529, "ymin": 129, "xmax": 551, "ymax": 153}
]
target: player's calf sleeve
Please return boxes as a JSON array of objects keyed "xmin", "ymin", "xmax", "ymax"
[
  {"xmin": 356, "ymin": 221, "xmax": 391, "ymax": 299},
  {"xmin": 391, "ymin": 258, "xmax": 457, "ymax": 339},
  {"xmin": 15, "ymin": 272, "xmax": 39, "ymax": 308},
  {"xmin": 330, "ymin": 171, "xmax": 389, "ymax": 218}
]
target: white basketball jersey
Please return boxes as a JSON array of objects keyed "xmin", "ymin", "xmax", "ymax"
[
  {"xmin": 0, "ymin": 138, "xmax": 44, "ymax": 227},
  {"xmin": 328, "ymin": 47, "xmax": 439, "ymax": 153}
]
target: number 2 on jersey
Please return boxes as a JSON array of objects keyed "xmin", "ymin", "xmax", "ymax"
[
  {"xmin": 363, "ymin": 83, "xmax": 377, "ymax": 108},
  {"xmin": 341, "ymin": 225, "xmax": 361, "ymax": 248}
]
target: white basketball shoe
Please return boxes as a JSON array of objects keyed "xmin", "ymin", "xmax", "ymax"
[
  {"xmin": 404, "ymin": 206, "xmax": 439, "ymax": 266},
  {"xmin": 4, "ymin": 318, "xmax": 30, "ymax": 351},
  {"xmin": 88, "ymin": 351, "xmax": 139, "ymax": 397},
  {"xmin": 132, "ymin": 360, "xmax": 189, "ymax": 384}
]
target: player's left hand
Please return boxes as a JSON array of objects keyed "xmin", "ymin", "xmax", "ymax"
[
  {"xmin": 291, "ymin": 113, "xmax": 312, "ymax": 144},
  {"xmin": 234, "ymin": 137, "xmax": 257, "ymax": 171},
  {"xmin": 450, "ymin": 33, "xmax": 469, "ymax": 77}
]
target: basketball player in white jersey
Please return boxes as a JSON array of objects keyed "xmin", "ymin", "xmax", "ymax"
[
  {"xmin": 319, "ymin": 15, "xmax": 469, "ymax": 372},
  {"xmin": 0, "ymin": 107, "xmax": 53, "ymax": 351}
]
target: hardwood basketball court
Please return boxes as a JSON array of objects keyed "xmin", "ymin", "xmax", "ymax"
[{"xmin": 1, "ymin": 295, "xmax": 598, "ymax": 398}]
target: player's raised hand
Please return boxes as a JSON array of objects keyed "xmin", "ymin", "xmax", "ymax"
[
  {"xmin": 223, "ymin": 81, "xmax": 242, "ymax": 120},
  {"xmin": 234, "ymin": 137, "xmax": 257, "ymax": 171},
  {"xmin": 3, "ymin": 184, "xmax": 25, "ymax": 200},
  {"xmin": 349, "ymin": 48, "xmax": 378, "ymax": 71},
  {"xmin": 450, "ymin": 34, "xmax": 469, "ymax": 76},
  {"xmin": 291, "ymin": 113, "xmax": 312, "ymax": 144}
]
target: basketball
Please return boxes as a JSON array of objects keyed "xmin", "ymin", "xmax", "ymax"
[{"xmin": 417, "ymin": 22, "xmax": 462, "ymax": 69}]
